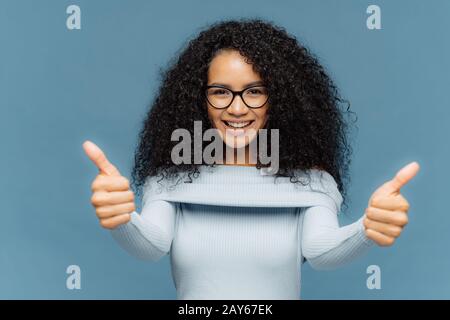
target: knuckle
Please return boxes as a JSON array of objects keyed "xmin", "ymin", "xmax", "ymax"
[
  {"xmin": 100, "ymin": 219, "xmax": 113, "ymax": 229},
  {"xmin": 91, "ymin": 192, "xmax": 107, "ymax": 206},
  {"xmin": 121, "ymin": 176, "xmax": 130, "ymax": 188},
  {"xmin": 386, "ymin": 237, "xmax": 395, "ymax": 246},
  {"xmin": 370, "ymin": 196, "xmax": 382, "ymax": 207},
  {"xmin": 95, "ymin": 206, "xmax": 107, "ymax": 218},
  {"xmin": 365, "ymin": 207, "xmax": 374, "ymax": 220},
  {"xmin": 398, "ymin": 203, "xmax": 409, "ymax": 212},
  {"xmin": 382, "ymin": 237, "xmax": 395, "ymax": 247},
  {"xmin": 401, "ymin": 202, "xmax": 410, "ymax": 212},
  {"xmin": 91, "ymin": 176, "xmax": 104, "ymax": 191},
  {"xmin": 363, "ymin": 217, "xmax": 371, "ymax": 229},
  {"xmin": 397, "ymin": 214, "xmax": 409, "ymax": 226},
  {"xmin": 91, "ymin": 193, "xmax": 100, "ymax": 206},
  {"xmin": 391, "ymin": 226, "xmax": 402, "ymax": 237},
  {"xmin": 403, "ymin": 214, "xmax": 409, "ymax": 225},
  {"xmin": 122, "ymin": 213, "xmax": 131, "ymax": 225},
  {"xmin": 397, "ymin": 196, "xmax": 410, "ymax": 211}
]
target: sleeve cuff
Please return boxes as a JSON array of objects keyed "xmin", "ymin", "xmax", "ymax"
[{"xmin": 356, "ymin": 215, "xmax": 375, "ymax": 246}]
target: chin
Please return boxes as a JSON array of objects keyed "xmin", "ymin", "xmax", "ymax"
[
  {"xmin": 222, "ymin": 138, "xmax": 251, "ymax": 148},
  {"xmin": 221, "ymin": 131, "xmax": 258, "ymax": 149}
]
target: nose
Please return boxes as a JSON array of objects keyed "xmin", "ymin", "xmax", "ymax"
[{"xmin": 227, "ymin": 95, "xmax": 249, "ymax": 116}]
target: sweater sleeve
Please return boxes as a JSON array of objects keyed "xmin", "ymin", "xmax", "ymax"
[
  {"xmin": 109, "ymin": 200, "xmax": 177, "ymax": 261},
  {"xmin": 301, "ymin": 205, "xmax": 374, "ymax": 270}
]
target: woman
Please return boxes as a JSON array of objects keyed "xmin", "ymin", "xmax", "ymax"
[{"xmin": 83, "ymin": 19, "xmax": 419, "ymax": 299}]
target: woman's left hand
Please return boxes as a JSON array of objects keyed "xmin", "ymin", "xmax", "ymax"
[{"xmin": 363, "ymin": 162, "xmax": 420, "ymax": 246}]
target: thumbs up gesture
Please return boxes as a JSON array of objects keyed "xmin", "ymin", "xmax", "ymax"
[
  {"xmin": 364, "ymin": 162, "xmax": 420, "ymax": 246},
  {"xmin": 83, "ymin": 140, "xmax": 135, "ymax": 229}
]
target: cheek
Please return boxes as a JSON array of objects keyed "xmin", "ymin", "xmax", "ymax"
[
  {"xmin": 255, "ymin": 108, "xmax": 269, "ymax": 127},
  {"xmin": 207, "ymin": 108, "xmax": 221, "ymax": 127}
]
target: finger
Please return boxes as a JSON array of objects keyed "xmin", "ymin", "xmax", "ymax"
[
  {"xmin": 99, "ymin": 213, "xmax": 131, "ymax": 230},
  {"xmin": 83, "ymin": 140, "xmax": 121, "ymax": 176},
  {"xmin": 379, "ymin": 162, "xmax": 420, "ymax": 195},
  {"xmin": 370, "ymin": 194, "xmax": 410, "ymax": 212},
  {"xmin": 365, "ymin": 228, "xmax": 395, "ymax": 246},
  {"xmin": 91, "ymin": 175, "xmax": 130, "ymax": 192},
  {"xmin": 91, "ymin": 190, "xmax": 135, "ymax": 207},
  {"xmin": 364, "ymin": 218, "xmax": 403, "ymax": 238},
  {"xmin": 96, "ymin": 202, "xmax": 136, "ymax": 219},
  {"xmin": 365, "ymin": 207, "xmax": 408, "ymax": 226}
]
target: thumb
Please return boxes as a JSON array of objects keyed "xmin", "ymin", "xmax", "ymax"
[
  {"xmin": 82, "ymin": 140, "xmax": 121, "ymax": 176},
  {"xmin": 375, "ymin": 161, "xmax": 420, "ymax": 196}
]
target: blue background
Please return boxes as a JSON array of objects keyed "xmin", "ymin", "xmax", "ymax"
[{"xmin": 1, "ymin": 0, "xmax": 448, "ymax": 299}]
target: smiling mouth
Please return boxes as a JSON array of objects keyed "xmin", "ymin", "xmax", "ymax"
[{"xmin": 222, "ymin": 120, "xmax": 255, "ymax": 129}]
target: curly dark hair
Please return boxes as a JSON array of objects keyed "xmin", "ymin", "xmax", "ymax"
[{"xmin": 131, "ymin": 18, "xmax": 357, "ymax": 210}]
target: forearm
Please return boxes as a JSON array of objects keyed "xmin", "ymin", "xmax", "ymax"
[
  {"xmin": 302, "ymin": 206, "xmax": 374, "ymax": 270},
  {"xmin": 110, "ymin": 200, "xmax": 177, "ymax": 261}
]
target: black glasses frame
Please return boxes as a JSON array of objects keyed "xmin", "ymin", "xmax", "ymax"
[{"xmin": 205, "ymin": 85, "xmax": 269, "ymax": 109}]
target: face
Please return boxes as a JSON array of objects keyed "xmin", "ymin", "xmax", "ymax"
[{"xmin": 206, "ymin": 49, "xmax": 269, "ymax": 149}]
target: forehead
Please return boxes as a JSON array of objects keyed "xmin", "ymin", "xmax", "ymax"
[{"xmin": 207, "ymin": 50, "xmax": 262, "ymax": 87}]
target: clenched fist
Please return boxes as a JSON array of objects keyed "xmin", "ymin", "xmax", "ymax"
[
  {"xmin": 364, "ymin": 162, "xmax": 420, "ymax": 246},
  {"xmin": 83, "ymin": 140, "xmax": 135, "ymax": 229}
]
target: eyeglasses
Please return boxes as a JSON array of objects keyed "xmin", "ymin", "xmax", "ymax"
[{"xmin": 205, "ymin": 85, "xmax": 269, "ymax": 109}]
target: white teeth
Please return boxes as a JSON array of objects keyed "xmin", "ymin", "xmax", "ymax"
[{"xmin": 225, "ymin": 121, "xmax": 251, "ymax": 128}]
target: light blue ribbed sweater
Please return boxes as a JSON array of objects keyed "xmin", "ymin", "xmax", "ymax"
[{"xmin": 111, "ymin": 165, "xmax": 374, "ymax": 299}]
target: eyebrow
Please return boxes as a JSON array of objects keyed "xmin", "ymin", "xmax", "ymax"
[{"xmin": 208, "ymin": 80, "xmax": 264, "ymax": 88}]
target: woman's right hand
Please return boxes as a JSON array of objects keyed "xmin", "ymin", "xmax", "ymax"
[{"xmin": 83, "ymin": 140, "xmax": 135, "ymax": 229}]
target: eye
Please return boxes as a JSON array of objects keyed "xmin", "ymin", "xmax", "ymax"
[
  {"xmin": 209, "ymin": 88, "xmax": 230, "ymax": 95},
  {"xmin": 246, "ymin": 87, "xmax": 267, "ymax": 95}
]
